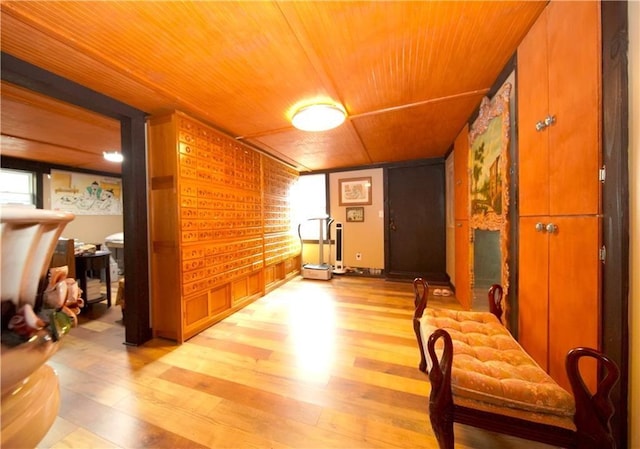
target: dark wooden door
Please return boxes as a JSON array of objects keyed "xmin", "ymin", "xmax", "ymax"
[{"xmin": 385, "ymin": 162, "xmax": 446, "ymax": 282}]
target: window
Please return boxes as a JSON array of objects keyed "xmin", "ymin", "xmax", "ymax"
[
  {"xmin": 0, "ymin": 169, "xmax": 36, "ymax": 207},
  {"xmin": 290, "ymin": 173, "xmax": 329, "ymax": 241}
]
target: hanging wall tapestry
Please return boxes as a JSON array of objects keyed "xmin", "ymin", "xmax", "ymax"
[
  {"xmin": 468, "ymin": 80, "xmax": 512, "ymax": 318},
  {"xmin": 50, "ymin": 169, "xmax": 122, "ymax": 215}
]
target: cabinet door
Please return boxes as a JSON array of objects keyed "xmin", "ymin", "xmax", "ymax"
[
  {"xmin": 518, "ymin": 216, "xmax": 549, "ymax": 370},
  {"xmin": 517, "ymin": 9, "xmax": 549, "ymax": 217},
  {"xmin": 547, "ymin": 1, "xmax": 601, "ymax": 216},
  {"xmin": 548, "ymin": 216, "xmax": 600, "ymax": 392},
  {"xmin": 454, "ymin": 220, "xmax": 470, "ymax": 310},
  {"xmin": 453, "ymin": 125, "xmax": 469, "ymax": 221}
]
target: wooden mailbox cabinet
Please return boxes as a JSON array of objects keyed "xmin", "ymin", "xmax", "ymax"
[{"xmin": 148, "ymin": 111, "xmax": 300, "ymax": 343}]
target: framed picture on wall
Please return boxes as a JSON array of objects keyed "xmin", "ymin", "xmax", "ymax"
[
  {"xmin": 50, "ymin": 169, "xmax": 123, "ymax": 216},
  {"xmin": 339, "ymin": 177, "xmax": 372, "ymax": 206},
  {"xmin": 346, "ymin": 207, "xmax": 365, "ymax": 222}
]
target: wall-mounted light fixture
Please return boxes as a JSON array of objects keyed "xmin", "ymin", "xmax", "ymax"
[
  {"xmin": 103, "ymin": 151, "xmax": 123, "ymax": 163},
  {"xmin": 291, "ymin": 103, "xmax": 346, "ymax": 132}
]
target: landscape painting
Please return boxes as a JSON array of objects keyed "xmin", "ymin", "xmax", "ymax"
[{"xmin": 469, "ymin": 82, "xmax": 511, "ymax": 229}]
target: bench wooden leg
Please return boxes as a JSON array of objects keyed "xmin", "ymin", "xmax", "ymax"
[
  {"xmin": 427, "ymin": 329, "xmax": 455, "ymax": 449},
  {"xmin": 566, "ymin": 347, "xmax": 620, "ymax": 449},
  {"xmin": 429, "ymin": 402, "xmax": 454, "ymax": 449}
]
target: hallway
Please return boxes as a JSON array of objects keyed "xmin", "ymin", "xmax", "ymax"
[{"xmin": 39, "ymin": 276, "xmax": 557, "ymax": 449}]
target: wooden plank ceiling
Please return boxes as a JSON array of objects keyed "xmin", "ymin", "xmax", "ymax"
[{"xmin": 0, "ymin": 1, "xmax": 546, "ymax": 174}]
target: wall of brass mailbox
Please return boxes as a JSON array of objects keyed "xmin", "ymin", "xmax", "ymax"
[{"xmin": 148, "ymin": 111, "xmax": 300, "ymax": 343}]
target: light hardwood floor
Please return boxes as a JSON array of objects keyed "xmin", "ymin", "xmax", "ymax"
[{"xmin": 38, "ymin": 276, "xmax": 559, "ymax": 449}]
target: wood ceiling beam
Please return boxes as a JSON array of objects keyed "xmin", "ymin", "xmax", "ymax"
[{"xmin": 349, "ymin": 88, "xmax": 490, "ymax": 120}]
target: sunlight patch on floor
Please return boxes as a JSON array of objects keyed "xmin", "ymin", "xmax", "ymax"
[{"xmin": 287, "ymin": 290, "xmax": 336, "ymax": 382}]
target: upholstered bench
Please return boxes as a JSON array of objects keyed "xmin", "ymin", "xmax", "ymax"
[{"xmin": 412, "ymin": 278, "xmax": 619, "ymax": 449}]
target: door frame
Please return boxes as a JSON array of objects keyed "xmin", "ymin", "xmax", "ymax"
[
  {"xmin": 600, "ymin": 2, "xmax": 629, "ymax": 445},
  {"xmin": 1, "ymin": 53, "xmax": 152, "ymax": 345}
]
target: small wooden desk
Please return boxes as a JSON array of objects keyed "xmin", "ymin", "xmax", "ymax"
[{"xmin": 75, "ymin": 251, "xmax": 111, "ymax": 307}]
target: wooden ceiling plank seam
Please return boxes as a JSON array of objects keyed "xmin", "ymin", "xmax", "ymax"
[
  {"xmin": 292, "ymin": 2, "xmax": 461, "ymax": 113},
  {"xmin": 275, "ymin": 1, "xmax": 347, "ymax": 111},
  {"xmin": 350, "ymin": 122, "xmax": 375, "ymax": 164},
  {"xmin": 238, "ymin": 122, "xmax": 372, "ymax": 170},
  {"xmin": 233, "ymin": 138, "xmax": 303, "ymax": 172},
  {"xmin": 274, "ymin": 2, "xmax": 375, "ymax": 166},
  {"xmin": 348, "ymin": 88, "xmax": 490, "ymax": 121},
  {"xmin": 242, "ymin": 138, "xmax": 311, "ymax": 173},
  {"xmin": 254, "ymin": 124, "xmax": 370, "ymax": 172},
  {"xmin": 352, "ymin": 92, "xmax": 486, "ymax": 163},
  {"xmin": 343, "ymin": 120, "xmax": 375, "ymax": 166}
]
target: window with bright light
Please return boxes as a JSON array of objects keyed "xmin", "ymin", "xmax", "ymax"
[
  {"xmin": 0, "ymin": 169, "xmax": 36, "ymax": 206},
  {"xmin": 290, "ymin": 173, "xmax": 329, "ymax": 241}
]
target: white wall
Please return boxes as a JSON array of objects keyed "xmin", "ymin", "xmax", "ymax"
[
  {"xmin": 628, "ymin": 2, "xmax": 639, "ymax": 447},
  {"xmin": 329, "ymin": 168, "xmax": 385, "ymax": 270}
]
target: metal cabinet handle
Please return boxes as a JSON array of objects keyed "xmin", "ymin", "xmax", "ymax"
[
  {"xmin": 544, "ymin": 115, "xmax": 556, "ymax": 127},
  {"xmin": 535, "ymin": 222, "xmax": 546, "ymax": 232},
  {"xmin": 546, "ymin": 223, "xmax": 557, "ymax": 234},
  {"xmin": 535, "ymin": 114, "xmax": 556, "ymax": 131}
]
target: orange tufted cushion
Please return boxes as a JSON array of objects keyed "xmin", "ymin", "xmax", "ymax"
[{"xmin": 419, "ymin": 308, "xmax": 575, "ymax": 417}]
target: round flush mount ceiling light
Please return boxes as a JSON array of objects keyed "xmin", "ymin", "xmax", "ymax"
[
  {"xmin": 103, "ymin": 151, "xmax": 123, "ymax": 163},
  {"xmin": 291, "ymin": 104, "xmax": 346, "ymax": 132}
]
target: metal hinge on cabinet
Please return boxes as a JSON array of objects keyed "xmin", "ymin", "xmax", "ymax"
[
  {"xmin": 599, "ymin": 245, "xmax": 606, "ymax": 263},
  {"xmin": 599, "ymin": 165, "xmax": 606, "ymax": 183}
]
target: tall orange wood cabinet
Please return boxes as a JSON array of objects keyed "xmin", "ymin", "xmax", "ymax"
[
  {"xmin": 148, "ymin": 111, "xmax": 300, "ymax": 343},
  {"xmin": 517, "ymin": 1, "xmax": 601, "ymax": 391},
  {"xmin": 453, "ymin": 125, "xmax": 471, "ymax": 310}
]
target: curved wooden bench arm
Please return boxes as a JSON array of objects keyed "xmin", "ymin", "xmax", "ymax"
[
  {"xmin": 427, "ymin": 328, "xmax": 455, "ymax": 449},
  {"xmin": 413, "ymin": 277, "xmax": 429, "ymax": 372},
  {"xmin": 413, "ymin": 277, "xmax": 429, "ymax": 313},
  {"xmin": 566, "ymin": 347, "xmax": 620, "ymax": 449},
  {"xmin": 487, "ymin": 284, "xmax": 503, "ymax": 323}
]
